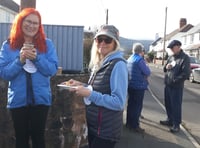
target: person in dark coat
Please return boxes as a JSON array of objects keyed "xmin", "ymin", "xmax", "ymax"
[{"xmin": 160, "ymin": 40, "xmax": 190, "ymax": 133}]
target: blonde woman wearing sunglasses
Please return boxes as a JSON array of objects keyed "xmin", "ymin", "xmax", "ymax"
[{"xmin": 63, "ymin": 25, "xmax": 128, "ymax": 148}]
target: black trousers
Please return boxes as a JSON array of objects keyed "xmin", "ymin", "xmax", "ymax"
[
  {"xmin": 10, "ymin": 105, "xmax": 49, "ymax": 148},
  {"xmin": 88, "ymin": 133, "xmax": 116, "ymax": 148}
]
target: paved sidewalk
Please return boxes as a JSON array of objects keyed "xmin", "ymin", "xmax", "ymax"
[{"xmin": 115, "ymin": 89, "xmax": 197, "ymax": 148}]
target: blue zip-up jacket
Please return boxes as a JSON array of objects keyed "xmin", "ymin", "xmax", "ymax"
[
  {"xmin": 127, "ymin": 53, "xmax": 150, "ymax": 90},
  {"xmin": 0, "ymin": 39, "xmax": 58, "ymax": 108},
  {"xmin": 88, "ymin": 51, "xmax": 128, "ymax": 111}
]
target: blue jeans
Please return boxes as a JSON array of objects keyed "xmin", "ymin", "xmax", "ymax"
[
  {"xmin": 164, "ymin": 85, "xmax": 183, "ymax": 126},
  {"xmin": 126, "ymin": 88, "xmax": 145, "ymax": 128}
]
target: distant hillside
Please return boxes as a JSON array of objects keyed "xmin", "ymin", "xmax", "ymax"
[
  {"xmin": 119, "ymin": 36, "xmax": 153, "ymax": 55},
  {"xmin": 83, "ymin": 31, "xmax": 153, "ymax": 55}
]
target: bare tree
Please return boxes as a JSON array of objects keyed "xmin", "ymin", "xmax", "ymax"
[{"xmin": 20, "ymin": 0, "xmax": 36, "ymax": 11}]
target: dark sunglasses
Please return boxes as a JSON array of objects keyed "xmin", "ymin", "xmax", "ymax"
[{"xmin": 96, "ymin": 36, "xmax": 113, "ymax": 44}]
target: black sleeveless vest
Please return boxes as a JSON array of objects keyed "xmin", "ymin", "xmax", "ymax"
[{"xmin": 86, "ymin": 58, "xmax": 125, "ymax": 141}]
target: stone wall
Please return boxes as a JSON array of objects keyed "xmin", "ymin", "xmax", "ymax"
[{"xmin": 0, "ymin": 74, "xmax": 89, "ymax": 148}]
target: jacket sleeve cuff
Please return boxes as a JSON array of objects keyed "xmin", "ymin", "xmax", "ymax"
[{"xmin": 83, "ymin": 85, "xmax": 93, "ymax": 105}]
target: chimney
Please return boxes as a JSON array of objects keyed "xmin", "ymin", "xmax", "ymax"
[{"xmin": 179, "ymin": 18, "xmax": 187, "ymax": 28}]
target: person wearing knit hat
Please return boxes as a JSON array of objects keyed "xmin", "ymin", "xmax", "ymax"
[
  {"xmin": 126, "ymin": 42, "xmax": 151, "ymax": 133},
  {"xmin": 62, "ymin": 24, "xmax": 128, "ymax": 148}
]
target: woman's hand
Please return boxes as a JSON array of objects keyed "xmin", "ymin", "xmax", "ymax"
[
  {"xmin": 20, "ymin": 47, "xmax": 37, "ymax": 63},
  {"xmin": 61, "ymin": 79, "xmax": 91, "ymax": 97},
  {"xmin": 24, "ymin": 48, "xmax": 37, "ymax": 60},
  {"xmin": 19, "ymin": 48, "xmax": 26, "ymax": 64},
  {"xmin": 73, "ymin": 85, "xmax": 91, "ymax": 97},
  {"xmin": 67, "ymin": 79, "xmax": 83, "ymax": 86}
]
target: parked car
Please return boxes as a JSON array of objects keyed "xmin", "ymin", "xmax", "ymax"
[
  {"xmin": 189, "ymin": 67, "xmax": 200, "ymax": 83},
  {"xmin": 189, "ymin": 56, "xmax": 200, "ymax": 70}
]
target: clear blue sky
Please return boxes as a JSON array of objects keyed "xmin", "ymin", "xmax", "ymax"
[{"xmin": 14, "ymin": 0, "xmax": 200, "ymax": 40}]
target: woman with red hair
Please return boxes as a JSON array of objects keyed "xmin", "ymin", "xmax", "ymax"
[{"xmin": 0, "ymin": 8, "xmax": 58, "ymax": 148}]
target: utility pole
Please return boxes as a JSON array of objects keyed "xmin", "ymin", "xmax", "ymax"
[
  {"xmin": 106, "ymin": 9, "xmax": 108, "ymax": 24},
  {"xmin": 162, "ymin": 7, "xmax": 167, "ymax": 65},
  {"xmin": 20, "ymin": 0, "xmax": 36, "ymax": 11}
]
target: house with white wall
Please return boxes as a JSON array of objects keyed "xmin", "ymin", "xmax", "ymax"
[
  {"xmin": 182, "ymin": 23, "xmax": 200, "ymax": 59},
  {"xmin": 0, "ymin": 0, "xmax": 19, "ymax": 23},
  {"xmin": 150, "ymin": 18, "xmax": 193, "ymax": 59},
  {"xmin": 149, "ymin": 37, "xmax": 163, "ymax": 59}
]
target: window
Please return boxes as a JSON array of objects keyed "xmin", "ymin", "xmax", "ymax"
[
  {"xmin": 183, "ymin": 36, "xmax": 187, "ymax": 44},
  {"xmin": 199, "ymin": 32, "xmax": 200, "ymax": 41},
  {"xmin": 190, "ymin": 34, "xmax": 194, "ymax": 44},
  {"xmin": 5, "ymin": 12, "xmax": 9, "ymax": 22}
]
